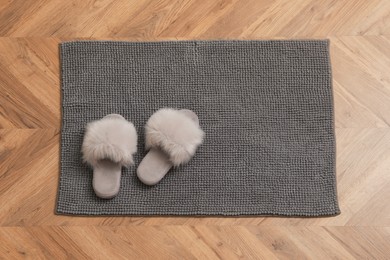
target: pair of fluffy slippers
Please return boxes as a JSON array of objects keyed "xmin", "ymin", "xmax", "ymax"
[{"xmin": 81, "ymin": 108, "xmax": 204, "ymax": 199}]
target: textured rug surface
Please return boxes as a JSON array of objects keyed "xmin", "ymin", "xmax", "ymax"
[{"xmin": 57, "ymin": 40, "xmax": 340, "ymax": 216}]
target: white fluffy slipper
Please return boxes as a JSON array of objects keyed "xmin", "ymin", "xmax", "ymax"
[
  {"xmin": 137, "ymin": 108, "xmax": 204, "ymax": 185},
  {"xmin": 82, "ymin": 114, "xmax": 137, "ymax": 199}
]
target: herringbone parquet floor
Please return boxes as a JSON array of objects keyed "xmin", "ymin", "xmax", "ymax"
[{"xmin": 0, "ymin": 0, "xmax": 389, "ymax": 258}]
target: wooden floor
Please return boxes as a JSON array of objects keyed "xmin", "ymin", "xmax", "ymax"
[{"xmin": 1, "ymin": 0, "xmax": 390, "ymax": 258}]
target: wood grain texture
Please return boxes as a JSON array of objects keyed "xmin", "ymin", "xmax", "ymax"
[
  {"xmin": 0, "ymin": 0, "xmax": 389, "ymax": 258},
  {"xmin": 0, "ymin": 227, "xmax": 389, "ymax": 259},
  {"xmin": 0, "ymin": 0, "xmax": 389, "ymax": 37}
]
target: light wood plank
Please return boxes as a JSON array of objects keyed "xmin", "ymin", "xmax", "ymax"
[
  {"xmin": 0, "ymin": 0, "xmax": 389, "ymax": 37},
  {"xmin": 1, "ymin": 227, "xmax": 389, "ymax": 259}
]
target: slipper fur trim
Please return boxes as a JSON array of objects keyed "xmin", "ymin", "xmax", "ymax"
[
  {"xmin": 145, "ymin": 108, "xmax": 204, "ymax": 166},
  {"xmin": 82, "ymin": 116, "xmax": 137, "ymax": 168}
]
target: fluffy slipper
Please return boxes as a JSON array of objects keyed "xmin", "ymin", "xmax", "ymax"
[
  {"xmin": 82, "ymin": 114, "xmax": 137, "ymax": 198},
  {"xmin": 137, "ymin": 108, "xmax": 204, "ymax": 185}
]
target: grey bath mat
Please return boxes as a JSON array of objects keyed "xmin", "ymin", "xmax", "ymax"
[{"xmin": 57, "ymin": 40, "xmax": 340, "ymax": 216}]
